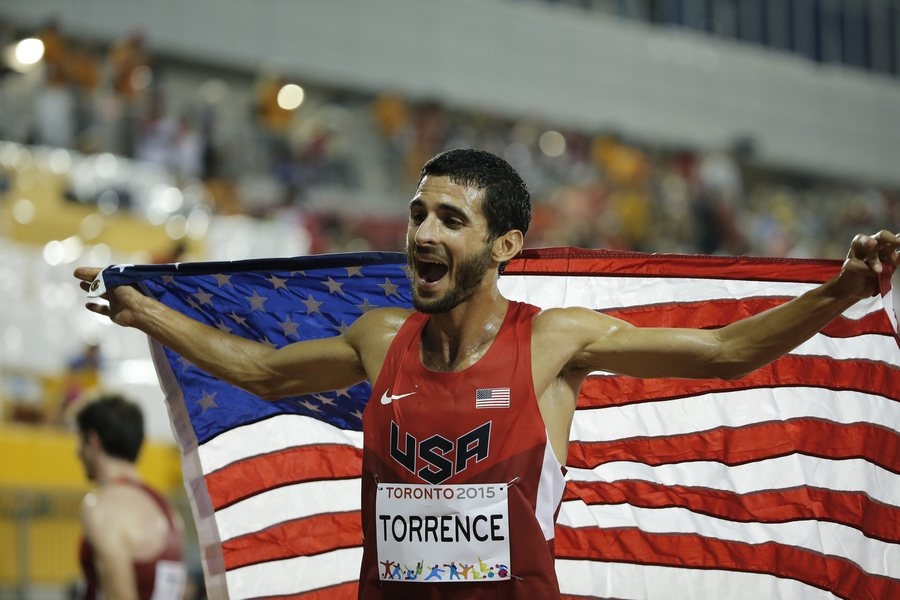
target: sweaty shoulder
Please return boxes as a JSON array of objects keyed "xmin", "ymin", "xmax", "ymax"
[
  {"xmin": 344, "ymin": 307, "xmax": 413, "ymax": 381},
  {"xmin": 531, "ymin": 306, "xmax": 624, "ymax": 372},
  {"xmin": 345, "ymin": 307, "xmax": 411, "ymax": 340}
]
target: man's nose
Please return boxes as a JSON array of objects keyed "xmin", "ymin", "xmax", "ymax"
[{"xmin": 414, "ymin": 214, "xmax": 438, "ymax": 245}]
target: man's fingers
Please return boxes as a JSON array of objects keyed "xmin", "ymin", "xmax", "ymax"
[
  {"xmin": 74, "ymin": 266, "xmax": 102, "ymax": 282},
  {"xmin": 848, "ymin": 231, "xmax": 900, "ymax": 273},
  {"xmin": 85, "ymin": 301, "xmax": 110, "ymax": 317}
]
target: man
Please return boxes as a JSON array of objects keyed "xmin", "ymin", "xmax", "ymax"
[
  {"xmin": 74, "ymin": 393, "xmax": 187, "ymax": 600},
  {"xmin": 75, "ymin": 149, "xmax": 899, "ymax": 599}
]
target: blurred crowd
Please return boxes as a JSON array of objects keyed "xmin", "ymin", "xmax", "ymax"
[{"xmin": 1, "ymin": 17, "xmax": 897, "ymax": 261}]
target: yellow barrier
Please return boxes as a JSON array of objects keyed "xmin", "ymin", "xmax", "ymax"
[{"xmin": 0, "ymin": 423, "xmax": 182, "ymax": 491}]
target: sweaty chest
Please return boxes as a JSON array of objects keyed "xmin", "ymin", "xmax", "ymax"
[{"xmin": 364, "ymin": 304, "xmax": 547, "ymax": 486}]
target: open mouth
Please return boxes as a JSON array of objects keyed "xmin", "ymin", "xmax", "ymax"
[{"xmin": 416, "ymin": 257, "xmax": 449, "ymax": 284}]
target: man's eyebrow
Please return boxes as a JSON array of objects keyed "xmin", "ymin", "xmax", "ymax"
[
  {"xmin": 407, "ymin": 199, "xmax": 471, "ymax": 222},
  {"xmin": 436, "ymin": 202, "xmax": 470, "ymax": 222}
]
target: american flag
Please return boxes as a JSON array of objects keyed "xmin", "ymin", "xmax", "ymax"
[
  {"xmin": 96, "ymin": 248, "xmax": 900, "ymax": 600},
  {"xmin": 475, "ymin": 387, "xmax": 511, "ymax": 409}
]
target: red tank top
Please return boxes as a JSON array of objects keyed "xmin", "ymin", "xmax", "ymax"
[
  {"xmin": 360, "ymin": 301, "xmax": 566, "ymax": 599},
  {"xmin": 79, "ymin": 480, "xmax": 186, "ymax": 600}
]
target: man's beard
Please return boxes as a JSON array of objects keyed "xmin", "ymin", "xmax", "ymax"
[{"xmin": 409, "ymin": 243, "xmax": 493, "ymax": 314}]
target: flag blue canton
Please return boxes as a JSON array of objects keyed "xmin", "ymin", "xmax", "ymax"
[{"xmin": 104, "ymin": 253, "xmax": 412, "ymax": 443}]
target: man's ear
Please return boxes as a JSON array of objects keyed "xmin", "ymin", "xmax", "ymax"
[
  {"xmin": 492, "ymin": 230, "xmax": 524, "ymax": 264},
  {"xmin": 86, "ymin": 430, "xmax": 103, "ymax": 452}
]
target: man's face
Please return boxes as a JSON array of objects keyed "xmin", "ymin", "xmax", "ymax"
[{"xmin": 406, "ymin": 175, "xmax": 495, "ymax": 313}]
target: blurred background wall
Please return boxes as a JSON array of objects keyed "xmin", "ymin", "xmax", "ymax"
[
  {"xmin": 0, "ymin": 1, "xmax": 898, "ymax": 598},
  {"xmin": 3, "ymin": 0, "xmax": 900, "ymax": 184}
]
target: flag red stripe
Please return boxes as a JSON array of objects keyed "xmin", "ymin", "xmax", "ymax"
[
  {"xmin": 257, "ymin": 581, "xmax": 358, "ymax": 599},
  {"xmin": 206, "ymin": 444, "xmax": 363, "ymax": 510},
  {"xmin": 563, "ymin": 480, "xmax": 900, "ymax": 543},
  {"xmin": 554, "ymin": 526, "xmax": 900, "ymax": 600},
  {"xmin": 578, "ymin": 356, "xmax": 900, "ymax": 408},
  {"xmin": 568, "ymin": 418, "xmax": 899, "ymax": 473},
  {"xmin": 602, "ymin": 297, "xmax": 894, "ymax": 338},
  {"xmin": 510, "ymin": 248, "xmax": 843, "ymax": 283},
  {"xmin": 222, "ymin": 511, "xmax": 361, "ymax": 570}
]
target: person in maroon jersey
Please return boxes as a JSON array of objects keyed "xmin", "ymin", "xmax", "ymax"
[
  {"xmin": 74, "ymin": 149, "xmax": 899, "ymax": 599},
  {"xmin": 74, "ymin": 393, "xmax": 187, "ymax": 600}
]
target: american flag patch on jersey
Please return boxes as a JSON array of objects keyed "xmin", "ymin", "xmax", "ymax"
[{"xmin": 475, "ymin": 387, "xmax": 511, "ymax": 409}]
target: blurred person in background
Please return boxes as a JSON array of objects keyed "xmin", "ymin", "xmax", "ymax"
[{"xmin": 74, "ymin": 393, "xmax": 187, "ymax": 600}]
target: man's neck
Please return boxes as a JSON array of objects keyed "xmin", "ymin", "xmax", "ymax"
[
  {"xmin": 420, "ymin": 289, "xmax": 509, "ymax": 372},
  {"xmin": 97, "ymin": 458, "xmax": 141, "ymax": 486}
]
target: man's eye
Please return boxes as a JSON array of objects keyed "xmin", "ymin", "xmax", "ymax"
[{"xmin": 410, "ymin": 213, "xmax": 424, "ymax": 224}]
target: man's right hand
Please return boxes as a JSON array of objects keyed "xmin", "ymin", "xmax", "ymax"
[{"xmin": 74, "ymin": 266, "xmax": 148, "ymax": 329}]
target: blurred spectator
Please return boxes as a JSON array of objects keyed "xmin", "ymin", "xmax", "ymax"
[
  {"xmin": 37, "ymin": 18, "xmax": 67, "ymax": 85},
  {"xmin": 33, "ymin": 18, "xmax": 76, "ymax": 147},
  {"xmin": 58, "ymin": 343, "xmax": 102, "ymax": 422},
  {"xmin": 105, "ymin": 29, "xmax": 153, "ymax": 156},
  {"xmin": 253, "ymin": 73, "xmax": 295, "ymax": 171},
  {"xmin": 66, "ymin": 43, "xmax": 102, "ymax": 151},
  {"xmin": 370, "ymin": 92, "xmax": 412, "ymax": 184}
]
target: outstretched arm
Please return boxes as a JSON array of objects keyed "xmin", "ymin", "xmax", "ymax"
[
  {"xmin": 543, "ymin": 231, "xmax": 899, "ymax": 381},
  {"xmin": 74, "ymin": 267, "xmax": 402, "ymax": 398}
]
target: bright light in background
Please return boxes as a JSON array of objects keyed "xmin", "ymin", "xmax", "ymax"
[
  {"xmin": 42, "ymin": 236, "xmax": 84, "ymax": 266},
  {"xmin": 15, "ymin": 38, "xmax": 44, "ymax": 64},
  {"xmin": 114, "ymin": 359, "xmax": 162, "ymax": 386},
  {"xmin": 48, "ymin": 148, "xmax": 73, "ymax": 174},
  {"xmin": 96, "ymin": 189, "xmax": 120, "ymax": 215},
  {"xmin": 538, "ymin": 130, "xmax": 566, "ymax": 157},
  {"xmin": 5, "ymin": 37, "xmax": 45, "ymax": 73},
  {"xmin": 85, "ymin": 243, "xmax": 112, "ymax": 266},
  {"xmin": 186, "ymin": 207, "xmax": 210, "ymax": 239},
  {"xmin": 80, "ymin": 213, "xmax": 105, "ymax": 240},
  {"xmin": 0, "ymin": 142, "xmax": 23, "ymax": 167},
  {"xmin": 147, "ymin": 185, "xmax": 184, "ymax": 224},
  {"xmin": 165, "ymin": 214, "xmax": 187, "ymax": 240},
  {"xmin": 40, "ymin": 281, "xmax": 77, "ymax": 309},
  {"xmin": 42, "ymin": 240, "xmax": 65, "ymax": 265},
  {"xmin": 277, "ymin": 83, "xmax": 305, "ymax": 110},
  {"xmin": 94, "ymin": 153, "xmax": 118, "ymax": 178},
  {"xmin": 12, "ymin": 198, "xmax": 35, "ymax": 224},
  {"xmin": 130, "ymin": 65, "xmax": 153, "ymax": 91}
]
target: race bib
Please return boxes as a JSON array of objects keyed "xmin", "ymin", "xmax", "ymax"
[
  {"xmin": 375, "ymin": 482, "xmax": 511, "ymax": 583},
  {"xmin": 150, "ymin": 560, "xmax": 186, "ymax": 600}
]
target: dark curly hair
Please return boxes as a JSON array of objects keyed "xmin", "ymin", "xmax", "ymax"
[
  {"xmin": 419, "ymin": 148, "xmax": 531, "ymax": 241},
  {"xmin": 75, "ymin": 393, "xmax": 145, "ymax": 463}
]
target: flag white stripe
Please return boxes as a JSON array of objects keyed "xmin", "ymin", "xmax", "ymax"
[
  {"xmin": 556, "ymin": 503, "xmax": 900, "ymax": 578},
  {"xmin": 216, "ymin": 478, "xmax": 361, "ymax": 541},
  {"xmin": 225, "ymin": 547, "xmax": 363, "ymax": 598},
  {"xmin": 554, "ymin": 559, "xmax": 843, "ymax": 600},
  {"xmin": 565, "ymin": 455, "xmax": 900, "ymax": 507},
  {"xmin": 502, "ymin": 275, "xmax": 885, "ymax": 321},
  {"xmin": 199, "ymin": 413, "xmax": 363, "ymax": 472},
  {"xmin": 789, "ymin": 331, "xmax": 899, "ymax": 362},
  {"xmin": 570, "ymin": 387, "xmax": 900, "ymax": 441},
  {"xmin": 502, "ymin": 275, "xmax": 819, "ymax": 308},
  {"xmin": 585, "ymin": 330, "xmax": 898, "ymax": 368}
]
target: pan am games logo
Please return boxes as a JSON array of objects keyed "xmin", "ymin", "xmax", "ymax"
[{"xmin": 378, "ymin": 557, "xmax": 510, "ymax": 582}]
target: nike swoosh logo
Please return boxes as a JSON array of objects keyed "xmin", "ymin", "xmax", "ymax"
[{"xmin": 380, "ymin": 390, "xmax": 417, "ymax": 405}]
